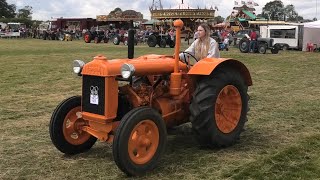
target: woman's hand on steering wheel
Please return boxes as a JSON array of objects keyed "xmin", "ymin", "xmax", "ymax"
[{"xmin": 180, "ymin": 51, "xmax": 198, "ymax": 65}]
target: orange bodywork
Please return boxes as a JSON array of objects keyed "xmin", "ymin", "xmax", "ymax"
[
  {"xmin": 76, "ymin": 19, "xmax": 252, "ymax": 142},
  {"xmin": 188, "ymin": 58, "xmax": 252, "ymax": 86}
]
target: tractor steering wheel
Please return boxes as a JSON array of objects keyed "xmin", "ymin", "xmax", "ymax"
[{"xmin": 180, "ymin": 51, "xmax": 198, "ymax": 66}]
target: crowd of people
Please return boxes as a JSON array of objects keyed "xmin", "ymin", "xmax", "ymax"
[{"xmin": 1, "ymin": 22, "xmax": 262, "ymax": 54}]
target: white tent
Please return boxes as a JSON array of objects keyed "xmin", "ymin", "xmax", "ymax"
[{"xmin": 302, "ymin": 20, "xmax": 320, "ymax": 51}]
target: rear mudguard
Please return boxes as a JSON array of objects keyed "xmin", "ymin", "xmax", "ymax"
[{"xmin": 188, "ymin": 58, "xmax": 252, "ymax": 86}]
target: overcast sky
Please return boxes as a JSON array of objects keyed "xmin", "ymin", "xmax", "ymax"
[{"xmin": 7, "ymin": 0, "xmax": 320, "ymax": 21}]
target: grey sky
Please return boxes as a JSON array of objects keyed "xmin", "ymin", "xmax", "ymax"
[{"xmin": 7, "ymin": 0, "xmax": 320, "ymax": 21}]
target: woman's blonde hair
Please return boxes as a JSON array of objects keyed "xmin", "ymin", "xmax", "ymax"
[{"xmin": 195, "ymin": 23, "xmax": 211, "ymax": 60}]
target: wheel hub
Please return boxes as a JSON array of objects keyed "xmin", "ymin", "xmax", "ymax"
[
  {"xmin": 84, "ymin": 35, "xmax": 89, "ymax": 42},
  {"xmin": 63, "ymin": 107, "xmax": 91, "ymax": 145},
  {"xmin": 215, "ymin": 85, "xmax": 242, "ymax": 134},
  {"xmin": 128, "ymin": 120, "xmax": 159, "ymax": 165}
]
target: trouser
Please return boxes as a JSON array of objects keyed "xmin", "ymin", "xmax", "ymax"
[{"xmin": 250, "ymin": 40, "xmax": 257, "ymax": 51}]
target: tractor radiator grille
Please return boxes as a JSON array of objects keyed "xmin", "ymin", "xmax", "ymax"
[{"xmin": 82, "ymin": 75, "xmax": 105, "ymax": 116}]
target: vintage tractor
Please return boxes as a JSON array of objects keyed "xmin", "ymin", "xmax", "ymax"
[
  {"xmin": 147, "ymin": 32, "xmax": 175, "ymax": 48},
  {"xmin": 113, "ymin": 33, "xmax": 138, "ymax": 46},
  {"xmin": 84, "ymin": 30, "xmax": 109, "ymax": 44},
  {"xmin": 239, "ymin": 37, "xmax": 280, "ymax": 54},
  {"xmin": 49, "ymin": 20, "xmax": 252, "ymax": 176}
]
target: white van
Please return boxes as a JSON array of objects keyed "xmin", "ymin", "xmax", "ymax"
[{"xmin": 260, "ymin": 25, "xmax": 303, "ymax": 50}]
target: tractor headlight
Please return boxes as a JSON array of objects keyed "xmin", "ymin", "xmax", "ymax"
[
  {"xmin": 73, "ymin": 60, "xmax": 85, "ymax": 76},
  {"xmin": 121, "ymin": 63, "xmax": 135, "ymax": 79}
]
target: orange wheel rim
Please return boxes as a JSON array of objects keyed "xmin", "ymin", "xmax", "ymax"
[
  {"xmin": 84, "ymin": 35, "xmax": 89, "ymax": 42},
  {"xmin": 62, "ymin": 107, "xmax": 90, "ymax": 145},
  {"xmin": 128, "ymin": 120, "xmax": 159, "ymax": 165},
  {"xmin": 215, "ymin": 85, "xmax": 242, "ymax": 133}
]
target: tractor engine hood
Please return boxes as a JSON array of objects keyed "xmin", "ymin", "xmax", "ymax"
[{"xmin": 82, "ymin": 54, "xmax": 188, "ymax": 77}]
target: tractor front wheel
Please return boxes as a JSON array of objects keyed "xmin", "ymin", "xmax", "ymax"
[
  {"xmin": 113, "ymin": 35, "xmax": 121, "ymax": 45},
  {"xmin": 190, "ymin": 67, "xmax": 249, "ymax": 148},
  {"xmin": 113, "ymin": 107, "xmax": 167, "ymax": 176},
  {"xmin": 49, "ymin": 96, "xmax": 97, "ymax": 154},
  {"xmin": 159, "ymin": 39, "xmax": 166, "ymax": 48},
  {"xmin": 258, "ymin": 44, "xmax": 267, "ymax": 54}
]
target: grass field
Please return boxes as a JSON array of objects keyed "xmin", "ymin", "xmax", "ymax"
[{"xmin": 0, "ymin": 39, "xmax": 319, "ymax": 179}]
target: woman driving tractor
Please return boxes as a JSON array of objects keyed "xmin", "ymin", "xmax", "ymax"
[{"xmin": 179, "ymin": 23, "xmax": 220, "ymax": 65}]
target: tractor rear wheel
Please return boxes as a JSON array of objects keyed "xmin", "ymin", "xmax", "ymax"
[
  {"xmin": 239, "ymin": 38, "xmax": 250, "ymax": 53},
  {"xmin": 49, "ymin": 96, "xmax": 97, "ymax": 154},
  {"xmin": 113, "ymin": 107, "xmax": 167, "ymax": 176},
  {"xmin": 190, "ymin": 67, "xmax": 249, "ymax": 148},
  {"xmin": 147, "ymin": 35, "xmax": 157, "ymax": 47}
]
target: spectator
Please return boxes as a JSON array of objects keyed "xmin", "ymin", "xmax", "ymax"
[{"xmin": 249, "ymin": 29, "xmax": 257, "ymax": 52}]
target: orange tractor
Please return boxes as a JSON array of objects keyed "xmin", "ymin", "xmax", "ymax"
[{"xmin": 49, "ymin": 20, "xmax": 252, "ymax": 176}]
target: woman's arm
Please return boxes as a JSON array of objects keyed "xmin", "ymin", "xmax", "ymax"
[
  {"xmin": 207, "ymin": 38, "xmax": 220, "ymax": 58},
  {"xmin": 179, "ymin": 40, "xmax": 197, "ymax": 59}
]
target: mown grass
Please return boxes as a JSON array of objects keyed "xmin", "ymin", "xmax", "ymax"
[{"xmin": 0, "ymin": 39, "xmax": 319, "ymax": 179}]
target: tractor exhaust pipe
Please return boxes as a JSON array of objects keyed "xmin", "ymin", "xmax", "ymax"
[
  {"xmin": 128, "ymin": 20, "xmax": 134, "ymax": 59},
  {"xmin": 173, "ymin": 19, "xmax": 183, "ymax": 73},
  {"xmin": 170, "ymin": 19, "xmax": 184, "ymax": 96}
]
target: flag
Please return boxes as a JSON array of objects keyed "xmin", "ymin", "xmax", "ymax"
[
  {"xmin": 254, "ymin": 2, "xmax": 259, "ymax": 6},
  {"xmin": 241, "ymin": 1, "xmax": 246, "ymax": 5},
  {"xmin": 234, "ymin": 1, "xmax": 239, "ymax": 5},
  {"xmin": 215, "ymin": 6, "xmax": 219, "ymax": 11}
]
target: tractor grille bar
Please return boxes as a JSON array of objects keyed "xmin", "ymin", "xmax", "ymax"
[{"xmin": 82, "ymin": 75, "xmax": 105, "ymax": 116}]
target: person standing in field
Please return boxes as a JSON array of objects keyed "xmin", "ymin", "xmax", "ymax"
[{"xmin": 249, "ymin": 29, "xmax": 257, "ymax": 52}]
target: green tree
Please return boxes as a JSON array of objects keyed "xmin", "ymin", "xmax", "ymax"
[
  {"xmin": 262, "ymin": 0, "xmax": 304, "ymax": 22},
  {"xmin": 110, "ymin": 7, "xmax": 122, "ymax": 14},
  {"xmin": 283, "ymin": 4, "xmax": 301, "ymax": 22},
  {"xmin": 17, "ymin": 6, "xmax": 33, "ymax": 19},
  {"xmin": 262, "ymin": 0, "xmax": 284, "ymax": 20},
  {"xmin": 214, "ymin": 15, "xmax": 224, "ymax": 24},
  {"xmin": 0, "ymin": 0, "xmax": 16, "ymax": 18}
]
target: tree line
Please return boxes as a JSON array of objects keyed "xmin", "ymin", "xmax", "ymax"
[
  {"xmin": 0, "ymin": 0, "xmax": 36, "ymax": 27},
  {"xmin": 259, "ymin": 0, "xmax": 317, "ymax": 22}
]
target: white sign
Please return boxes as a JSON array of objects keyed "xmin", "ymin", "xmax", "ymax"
[{"xmin": 90, "ymin": 86, "xmax": 99, "ymax": 105}]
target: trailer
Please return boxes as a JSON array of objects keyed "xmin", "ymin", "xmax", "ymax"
[
  {"xmin": 0, "ymin": 22, "xmax": 25, "ymax": 38},
  {"xmin": 259, "ymin": 24, "xmax": 303, "ymax": 50}
]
